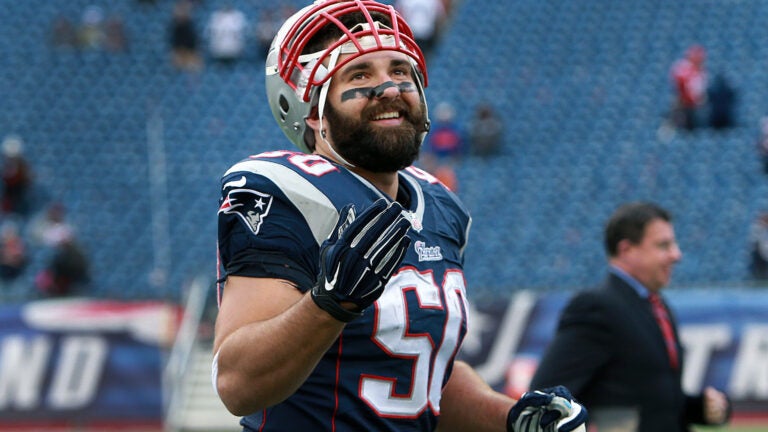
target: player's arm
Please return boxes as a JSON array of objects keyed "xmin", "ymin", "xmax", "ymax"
[
  {"xmin": 213, "ymin": 275, "xmax": 345, "ymax": 415},
  {"xmin": 437, "ymin": 360, "xmax": 513, "ymax": 432},
  {"xmin": 438, "ymin": 361, "xmax": 587, "ymax": 432},
  {"xmin": 214, "ymin": 199, "xmax": 412, "ymax": 415}
]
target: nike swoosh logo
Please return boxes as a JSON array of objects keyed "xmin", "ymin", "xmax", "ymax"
[
  {"xmin": 223, "ymin": 176, "xmax": 247, "ymax": 189},
  {"xmin": 325, "ymin": 266, "xmax": 340, "ymax": 291}
]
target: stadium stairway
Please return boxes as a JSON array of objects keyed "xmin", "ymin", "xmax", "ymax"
[
  {"xmin": 165, "ymin": 342, "xmax": 240, "ymax": 432},
  {"xmin": 164, "ymin": 277, "xmax": 240, "ymax": 431}
]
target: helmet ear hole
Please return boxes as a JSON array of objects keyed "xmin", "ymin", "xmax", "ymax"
[{"xmin": 279, "ymin": 95, "xmax": 290, "ymax": 116}]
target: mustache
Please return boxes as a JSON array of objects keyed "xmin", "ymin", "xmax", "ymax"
[{"xmin": 362, "ymin": 99, "xmax": 421, "ymax": 123}]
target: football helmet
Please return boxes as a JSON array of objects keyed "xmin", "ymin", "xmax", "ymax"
[{"xmin": 265, "ymin": 0, "xmax": 429, "ymax": 153}]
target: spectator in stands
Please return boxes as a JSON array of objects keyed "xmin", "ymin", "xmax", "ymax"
[
  {"xmin": 530, "ymin": 202, "xmax": 731, "ymax": 431},
  {"xmin": 254, "ymin": 9, "xmax": 278, "ymax": 60},
  {"xmin": 707, "ymin": 72, "xmax": 737, "ymax": 130},
  {"xmin": 104, "ymin": 13, "xmax": 129, "ymax": 53},
  {"xmin": 78, "ymin": 5, "xmax": 106, "ymax": 50},
  {"xmin": 669, "ymin": 44, "xmax": 708, "ymax": 131},
  {"xmin": 169, "ymin": 0, "xmax": 202, "ymax": 72},
  {"xmin": 419, "ymin": 154, "xmax": 459, "ymax": 192},
  {"xmin": 424, "ymin": 101, "xmax": 465, "ymax": 162},
  {"xmin": 49, "ymin": 14, "xmax": 79, "ymax": 52},
  {"xmin": 1, "ymin": 135, "xmax": 33, "ymax": 218},
  {"xmin": 28, "ymin": 201, "xmax": 75, "ymax": 248},
  {"xmin": 0, "ymin": 220, "xmax": 28, "ymax": 283},
  {"xmin": 205, "ymin": 3, "xmax": 248, "ymax": 66},
  {"xmin": 254, "ymin": 6, "xmax": 294, "ymax": 60},
  {"xmin": 749, "ymin": 212, "xmax": 768, "ymax": 282},
  {"xmin": 757, "ymin": 116, "xmax": 768, "ymax": 176},
  {"xmin": 35, "ymin": 231, "xmax": 91, "ymax": 297},
  {"xmin": 395, "ymin": 0, "xmax": 447, "ymax": 58},
  {"xmin": 468, "ymin": 103, "xmax": 504, "ymax": 157}
]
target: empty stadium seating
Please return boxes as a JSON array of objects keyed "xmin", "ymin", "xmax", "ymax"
[{"xmin": 1, "ymin": 0, "xmax": 766, "ymax": 302}]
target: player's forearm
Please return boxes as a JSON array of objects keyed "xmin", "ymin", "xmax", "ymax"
[
  {"xmin": 215, "ymin": 293, "xmax": 345, "ymax": 415},
  {"xmin": 437, "ymin": 361, "xmax": 514, "ymax": 432}
]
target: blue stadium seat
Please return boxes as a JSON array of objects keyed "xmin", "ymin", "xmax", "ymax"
[{"xmin": 2, "ymin": 0, "xmax": 768, "ymax": 301}]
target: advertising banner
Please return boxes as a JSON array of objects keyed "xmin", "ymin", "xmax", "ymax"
[
  {"xmin": 2, "ymin": 289, "xmax": 765, "ymax": 426},
  {"xmin": 460, "ymin": 288, "xmax": 768, "ymax": 415},
  {"xmin": 0, "ymin": 299, "xmax": 180, "ymax": 426}
]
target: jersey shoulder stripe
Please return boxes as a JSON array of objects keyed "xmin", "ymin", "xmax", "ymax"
[{"xmin": 223, "ymin": 156, "xmax": 338, "ymax": 247}]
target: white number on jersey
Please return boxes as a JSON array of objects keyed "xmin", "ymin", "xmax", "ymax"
[{"xmin": 361, "ymin": 269, "xmax": 467, "ymax": 417}]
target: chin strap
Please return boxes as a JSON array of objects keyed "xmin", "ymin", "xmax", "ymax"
[{"xmin": 317, "ymin": 45, "xmax": 356, "ymax": 168}]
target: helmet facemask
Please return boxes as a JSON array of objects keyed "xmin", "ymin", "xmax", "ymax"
[{"xmin": 266, "ymin": 0, "xmax": 430, "ymax": 154}]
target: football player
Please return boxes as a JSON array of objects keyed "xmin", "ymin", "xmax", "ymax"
[{"xmin": 213, "ymin": 1, "xmax": 587, "ymax": 431}]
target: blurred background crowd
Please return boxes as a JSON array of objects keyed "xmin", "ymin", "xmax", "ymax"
[{"xmin": 1, "ymin": 0, "xmax": 768, "ymax": 307}]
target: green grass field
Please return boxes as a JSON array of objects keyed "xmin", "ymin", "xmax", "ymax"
[{"xmin": 694, "ymin": 424, "xmax": 768, "ymax": 432}]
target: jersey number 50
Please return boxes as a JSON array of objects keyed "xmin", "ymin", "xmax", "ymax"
[{"xmin": 362, "ymin": 269, "xmax": 467, "ymax": 418}]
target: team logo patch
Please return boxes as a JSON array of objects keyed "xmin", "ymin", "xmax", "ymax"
[
  {"xmin": 414, "ymin": 241, "xmax": 442, "ymax": 262},
  {"xmin": 219, "ymin": 188, "xmax": 274, "ymax": 235},
  {"xmin": 404, "ymin": 210, "xmax": 423, "ymax": 232}
]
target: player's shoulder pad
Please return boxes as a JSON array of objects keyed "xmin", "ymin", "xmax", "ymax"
[
  {"xmin": 223, "ymin": 150, "xmax": 339, "ymax": 179},
  {"xmin": 220, "ymin": 150, "xmax": 341, "ymax": 195},
  {"xmin": 219, "ymin": 151, "xmax": 340, "ymax": 245}
]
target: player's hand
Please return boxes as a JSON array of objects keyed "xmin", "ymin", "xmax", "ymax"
[
  {"xmin": 311, "ymin": 198, "xmax": 411, "ymax": 322},
  {"xmin": 507, "ymin": 386, "xmax": 587, "ymax": 432}
]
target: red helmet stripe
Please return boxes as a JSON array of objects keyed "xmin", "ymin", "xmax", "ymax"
[{"xmin": 276, "ymin": 0, "xmax": 427, "ymax": 102}]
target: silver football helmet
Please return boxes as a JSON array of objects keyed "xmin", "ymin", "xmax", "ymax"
[{"xmin": 265, "ymin": 0, "xmax": 429, "ymax": 153}]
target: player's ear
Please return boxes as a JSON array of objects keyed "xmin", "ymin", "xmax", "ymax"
[
  {"xmin": 306, "ymin": 118, "xmax": 320, "ymax": 131},
  {"xmin": 305, "ymin": 106, "xmax": 320, "ymax": 130}
]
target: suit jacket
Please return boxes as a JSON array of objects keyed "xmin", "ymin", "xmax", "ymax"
[{"xmin": 529, "ymin": 273, "xmax": 707, "ymax": 432}]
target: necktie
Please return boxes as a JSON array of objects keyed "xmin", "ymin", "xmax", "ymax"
[{"xmin": 649, "ymin": 293, "xmax": 679, "ymax": 369}]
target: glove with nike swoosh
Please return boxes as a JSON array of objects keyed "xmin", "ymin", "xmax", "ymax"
[
  {"xmin": 507, "ymin": 386, "xmax": 588, "ymax": 432},
  {"xmin": 311, "ymin": 198, "xmax": 412, "ymax": 322}
]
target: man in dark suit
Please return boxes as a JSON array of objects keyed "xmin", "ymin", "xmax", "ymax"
[{"xmin": 530, "ymin": 202, "xmax": 730, "ymax": 431}]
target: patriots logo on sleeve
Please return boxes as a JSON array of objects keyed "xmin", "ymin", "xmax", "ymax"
[{"xmin": 219, "ymin": 185, "xmax": 274, "ymax": 235}]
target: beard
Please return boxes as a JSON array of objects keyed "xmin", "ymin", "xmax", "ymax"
[{"xmin": 323, "ymin": 98, "xmax": 427, "ymax": 173}]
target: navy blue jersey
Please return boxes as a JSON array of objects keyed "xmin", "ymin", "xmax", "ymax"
[{"xmin": 217, "ymin": 150, "xmax": 471, "ymax": 431}]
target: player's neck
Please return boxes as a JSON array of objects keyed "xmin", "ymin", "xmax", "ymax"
[
  {"xmin": 352, "ymin": 168, "xmax": 399, "ymax": 200},
  {"xmin": 313, "ymin": 145, "xmax": 400, "ymax": 199}
]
